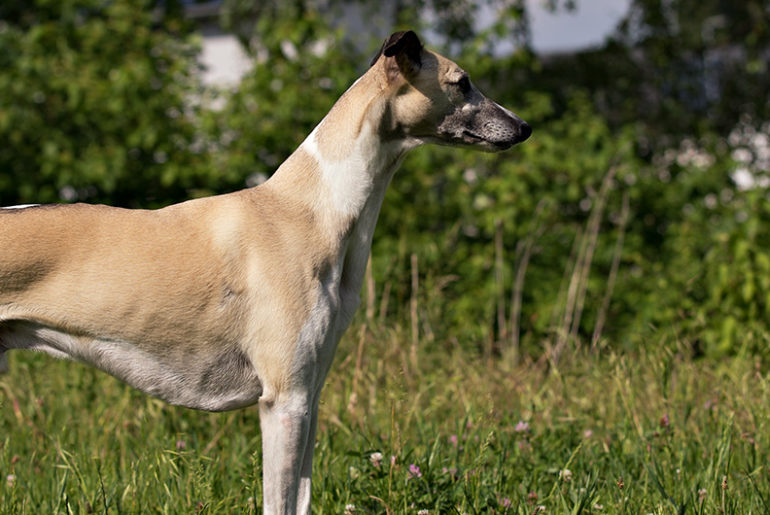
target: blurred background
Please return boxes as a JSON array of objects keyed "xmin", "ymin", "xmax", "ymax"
[{"xmin": 1, "ymin": 0, "xmax": 769, "ymax": 362}]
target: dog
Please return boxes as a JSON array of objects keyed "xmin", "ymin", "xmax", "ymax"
[{"xmin": 0, "ymin": 30, "xmax": 530, "ymax": 513}]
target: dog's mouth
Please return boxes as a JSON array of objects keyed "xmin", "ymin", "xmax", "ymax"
[
  {"xmin": 462, "ymin": 130, "xmax": 484, "ymax": 144},
  {"xmin": 462, "ymin": 130, "xmax": 515, "ymax": 151},
  {"xmin": 463, "ymin": 120, "xmax": 532, "ymax": 150},
  {"xmin": 491, "ymin": 139, "xmax": 515, "ymax": 150}
]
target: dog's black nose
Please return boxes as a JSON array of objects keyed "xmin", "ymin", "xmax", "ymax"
[{"xmin": 519, "ymin": 122, "xmax": 532, "ymax": 141}]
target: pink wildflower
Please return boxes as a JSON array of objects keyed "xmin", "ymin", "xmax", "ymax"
[
  {"xmin": 514, "ymin": 420, "xmax": 530, "ymax": 433},
  {"xmin": 408, "ymin": 463, "xmax": 422, "ymax": 479}
]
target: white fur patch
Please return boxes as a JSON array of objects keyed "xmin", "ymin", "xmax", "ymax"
[
  {"xmin": 1, "ymin": 204, "xmax": 39, "ymax": 209},
  {"xmin": 303, "ymin": 127, "xmax": 375, "ymax": 219}
]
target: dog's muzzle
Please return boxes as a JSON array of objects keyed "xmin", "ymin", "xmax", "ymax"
[
  {"xmin": 439, "ymin": 98, "xmax": 532, "ymax": 151},
  {"xmin": 479, "ymin": 100, "xmax": 531, "ymax": 150}
]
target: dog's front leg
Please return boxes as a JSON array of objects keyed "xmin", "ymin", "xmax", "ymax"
[
  {"xmin": 295, "ymin": 392, "xmax": 321, "ymax": 514},
  {"xmin": 259, "ymin": 392, "xmax": 313, "ymax": 515}
]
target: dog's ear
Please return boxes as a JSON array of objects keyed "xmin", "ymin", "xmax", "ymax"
[{"xmin": 371, "ymin": 30, "xmax": 423, "ymax": 81}]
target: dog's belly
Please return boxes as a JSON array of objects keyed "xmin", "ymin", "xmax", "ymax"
[{"xmin": 0, "ymin": 320, "xmax": 262, "ymax": 411}]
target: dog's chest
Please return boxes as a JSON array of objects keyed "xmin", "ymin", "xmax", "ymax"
[{"xmin": 284, "ymin": 251, "xmax": 362, "ymax": 386}]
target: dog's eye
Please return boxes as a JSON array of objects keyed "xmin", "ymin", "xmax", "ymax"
[{"xmin": 457, "ymin": 76, "xmax": 471, "ymax": 94}]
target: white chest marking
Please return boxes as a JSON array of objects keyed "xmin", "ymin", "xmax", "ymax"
[{"xmin": 303, "ymin": 127, "xmax": 376, "ymax": 219}]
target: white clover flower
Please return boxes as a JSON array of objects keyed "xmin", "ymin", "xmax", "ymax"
[{"xmin": 369, "ymin": 451, "xmax": 383, "ymax": 467}]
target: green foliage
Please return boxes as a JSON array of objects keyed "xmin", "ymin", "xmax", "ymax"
[
  {"xmin": 648, "ymin": 184, "xmax": 770, "ymax": 356},
  {"xmin": 537, "ymin": 0, "xmax": 770, "ymax": 142},
  {"xmin": 0, "ymin": 0, "xmax": 208, "ymax": 207}
]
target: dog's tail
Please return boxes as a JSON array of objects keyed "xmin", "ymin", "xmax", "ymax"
[{"xmin": 0, "ymin": 354, "xmax": 8, "ymax": 374}]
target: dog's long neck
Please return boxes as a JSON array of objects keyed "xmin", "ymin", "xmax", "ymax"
[
  {"xmin": 270, "ymin": 71, "xmax": 412, "ymax": 224},
  {"xmin": 263, "ymin": 69, "xmax": 417, "ymax": 292}
]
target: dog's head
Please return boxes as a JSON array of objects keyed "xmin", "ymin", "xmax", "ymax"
[{"xmin": 371, "ymin": 30, "xmax": 531, "ymax": 152}]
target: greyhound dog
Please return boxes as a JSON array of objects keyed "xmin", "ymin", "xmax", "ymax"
[{"xmin": 0, "ymin": 30, "xmax": 530, "ymax": 513}]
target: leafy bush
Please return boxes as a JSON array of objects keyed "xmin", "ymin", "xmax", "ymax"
[{"xmin": 0, "ymin": 0, "xmax": 207, "ymax": 207}]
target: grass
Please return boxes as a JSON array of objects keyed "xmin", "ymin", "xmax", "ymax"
[{"xmin": 0, "ymin": 319, "xmax": 768, "ymax": 514}]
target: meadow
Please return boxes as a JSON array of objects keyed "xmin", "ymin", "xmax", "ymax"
[{"xmin": 1, "ymin": 307, "xmax": 767, "ymax": 514}]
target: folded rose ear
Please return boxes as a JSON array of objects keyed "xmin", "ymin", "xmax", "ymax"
[{"xmin": 370, "ymin": 30, "xmax": 423, "ymax": 80}]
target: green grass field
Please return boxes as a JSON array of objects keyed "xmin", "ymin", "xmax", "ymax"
[{"xmin": 1, "ymin": 318, "xmax": 768, "ymax": 514}]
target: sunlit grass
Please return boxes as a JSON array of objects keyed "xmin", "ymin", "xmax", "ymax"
[{"xmin": 1, "ymin": 321, "xmax": 768, "ymax": 513}]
